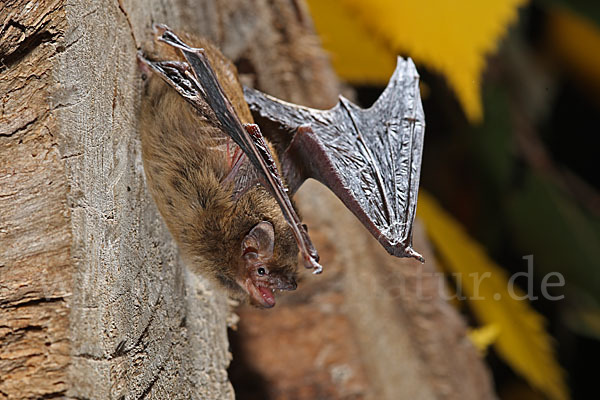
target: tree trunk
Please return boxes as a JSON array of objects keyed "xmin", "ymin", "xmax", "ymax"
[{"xmin": 0, "ymin": 0, "xmax": 496, "ymax": 399}]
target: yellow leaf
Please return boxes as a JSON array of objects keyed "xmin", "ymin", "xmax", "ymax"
[
  {"xmin": 306, "ymin": 0, "xmax": 527, "ymax": 122},
  {"xmin": 417, "ymin": 191, "xmax": 568, "ymax": 400},
  {"xmin": 304, "ymin": 0, "xmax": 397, "ymax": 83},
  {"xmin": 547, "ymin": 7, "xmax": 600, "ymax": 100},
  {"xmin": 468, "ymin": 324, "xmax": 500, "ymax": 354}
]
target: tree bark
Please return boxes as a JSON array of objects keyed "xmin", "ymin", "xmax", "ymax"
[{"xmin": 0, "ymin": 0, "xmax": 496, "ymax": 399}]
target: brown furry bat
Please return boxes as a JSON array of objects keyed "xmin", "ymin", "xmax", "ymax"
[
  {"xmin": 138, "ymin": 25, "xmax": 425, "ymax": 308},
  {"xmin": 139, "ymin": 31, "xmax": 297, "ymax": 308}
]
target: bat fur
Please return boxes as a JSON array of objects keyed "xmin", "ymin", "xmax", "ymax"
[{"xmin": 139, "ymin": 32, "xmax": 298, "ymax": 308}]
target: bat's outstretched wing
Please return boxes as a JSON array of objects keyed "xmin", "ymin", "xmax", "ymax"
[
  {"xmin": 138, "ymin": 25, "xmax": 323, "ymax": 273},
  {"xmin": 244, "ymin": 59, "xmax": 425, "ymax": 261}
]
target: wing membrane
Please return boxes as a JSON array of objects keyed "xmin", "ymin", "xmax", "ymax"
[{"xmin": 244, "ymin": 59, "xmax": 425, "ymax": 260}]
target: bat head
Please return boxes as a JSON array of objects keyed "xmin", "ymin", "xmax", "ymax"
[{"xmin": 235, "ymin": 221, "xmax": 298, "ymax": 308}]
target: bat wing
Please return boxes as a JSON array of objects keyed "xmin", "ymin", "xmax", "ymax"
[
  {"xmin": 139, "ymin": 25, "xmax": 322, "ymax": 273},
  {"xmin": 244, "ymin": 58, "xmax": 425, "ymax": 261}
]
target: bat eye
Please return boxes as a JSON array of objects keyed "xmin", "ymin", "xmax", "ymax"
[{"xmin": 257, "ymin": 267, "xmax": 267, "ymax": 276}]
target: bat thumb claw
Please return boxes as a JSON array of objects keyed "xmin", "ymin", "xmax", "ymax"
[
  {"xmin": 303, "ymin": 256, "xmax": 323, "ymax": 274},
  {"xmin": 152, "ymin": 23, "xmax": 169, "ymax": 37},
  {"xmin": 405, "ymin": 246, "xmax": 425, "ymax": 263}
]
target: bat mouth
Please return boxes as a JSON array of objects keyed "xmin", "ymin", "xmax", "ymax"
[{"xmin": 240, "ymin": 277, "xmax": 276, "ymax": 308}]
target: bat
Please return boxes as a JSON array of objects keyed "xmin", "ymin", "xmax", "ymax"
[{"xmin": 138, "ymin": 25, "xmax": 425, "ymax": 308}]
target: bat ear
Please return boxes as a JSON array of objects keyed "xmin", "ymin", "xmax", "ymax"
[{"xmin": 242, "ymin": 221, "xmax": 275, "ymax": 260}]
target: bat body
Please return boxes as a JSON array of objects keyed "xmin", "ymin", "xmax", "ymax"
[
  {"xmin": 139, "ymin": 33, "xmax": 298, "ymax": 308},
  {"xmin": 138, "ymin": 26, "xmax": 425, "ymax": 308}
]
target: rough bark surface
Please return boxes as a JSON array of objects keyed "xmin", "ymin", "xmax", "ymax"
[
  {"xmin": 1, "ymin": 0, "xmax": 496, "ymax": 399},
  {"xmin": 1, "ymin": 1, "xmax": 71, "ymax": 398}
]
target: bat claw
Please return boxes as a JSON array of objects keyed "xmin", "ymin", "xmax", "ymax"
[
  {"xmin": 311, "ymin": 262, "xmax": 323, "ymax": 275},
  {"xmin": 152, "ymin": 23, "xmax": 169, "ymax": 37},
  {"xmin": 303, "ymin": 255, "xmax": 323, "ymax": 274},
  {"xmin": 405, "ymin": 246, "xmax": 425, "ymax": 263}
]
